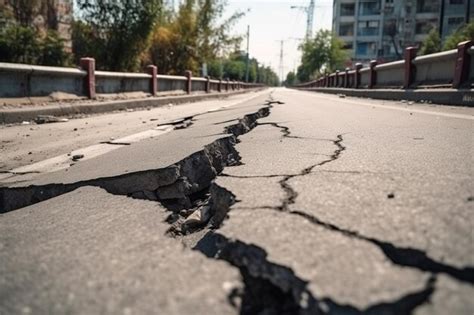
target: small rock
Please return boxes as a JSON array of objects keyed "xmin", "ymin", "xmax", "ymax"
[
  {"xmin": 467, "ymin": 196, "xmax": 474, "ymax": 202},
  {"xmin": 408, "ymin": 101, "xmax": 414, "ymax": 105},
  {"xmin": 183, "ymin": 205, "xmax": 211, "ymax": 227},
  {"xmin": 28, "ymin": 152, "xmax": 32, "ymax": 155},
  {"xmin": 338, "ymin": 94, "xmax": 346, "ymax": 98},
  {"xmin": 21, "ymin": 121, "xmax": 30, "ymax": 125},
  {"xmin": 387, "ymin": 193, "xmax": 395, "ymax": 199},
  {"xmin": 72, "ymin": 154, "xmax": 84, "ymax": 161},
  {"xmin": 73, "ymin": 128, "xmax": 78, "ymax": 131}
]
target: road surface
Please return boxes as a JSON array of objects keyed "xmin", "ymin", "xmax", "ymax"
[{"xmin": 1, "ymin": 88, "xmax": 473, "ymax": 314}]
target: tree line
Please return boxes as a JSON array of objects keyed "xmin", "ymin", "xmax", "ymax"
[{"xmin": 0, "ymin": 0, "xmax": 279, "ymax": 85}]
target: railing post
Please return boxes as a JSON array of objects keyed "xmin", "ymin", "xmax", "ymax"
[
  {"xmin": 345, "ymin": 68, "xmax": 350, "ymax": 88},
  {"xmin": 205, "ymin": 76, "xmax": 210, "ymax": 93},
  {"xmin": 369, "ymin": 60, "xmax": 377, "ymax": 89},
  {"xmin": 355, "ymin": 63, "xmax": 362, "ymax": 89},
  {"xmin": 147, "ymin": 65, "xmax": 157, "ymax": 96},
  {"xmin": 226, "ymin": 78, "xmax": 230, "ymax": 92},
  {"xmin": 335, "ymin": 70, "xmax": 340, "ymax": 87},
  {"xmin": 325, "ymin": 74, "xmax": 329, "ymax": 87},
  {"xmin": 218, "ymin": 79, "xmax": 222, "ymax": 92},
  {"xmin": 184, "ymin": 70, "xmax": 192, "ymax": 94},
  {"xmin": 404, "ymin": 47, "xmax": 417, "ymax": 89},
  {"xmin": 80, "ymin": 57, "xmax": 95, "ymax": 99},
  {"xmin": 453, "ymin": 40, "xmax": 473, "ymax": 88}
]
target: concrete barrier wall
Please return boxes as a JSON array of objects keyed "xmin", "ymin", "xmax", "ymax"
[
  {"xmin": 191, "ymin": 78, "xmax": 206, "ymax": 92},
  {"xmin": 0, "ymin": 63, "xmax": 85, "ymax": 97},
  {"xmin": 360, "ymin": 68, "xmax": 370, "ymax": 88},
  {"xmin": 296, "ymin": 41, "xmax": 473, "ymax": 91},
  {"xmin": 375, "ymin": 60, "xmax": 404, "ymax": 87},
  {"xmin": 157, "ymin": 75, "xmax": 187, "ymax": 92},
  {"xmin": 413, "ymin": 50, "xmax": 457, "ymax": 85},
  {"xmin": 0, "ymin": 60, "xmax": 264, "ymax": 98},
  {"xmin": 96, "ymin": 71, "xmax": 150, "ymax": 94}
]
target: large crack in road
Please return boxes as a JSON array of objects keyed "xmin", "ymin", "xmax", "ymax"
[{"xmin": 1, "ymin": 94, "xmax": 472, "ymax": 314}]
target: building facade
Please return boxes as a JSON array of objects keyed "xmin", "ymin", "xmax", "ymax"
[
  {"xmin": 0, "ymin": 0, "xmax": 73, "ymax": 52},
  {"xmin": 333, "ymin": 0, "xmax": 474, "ymax": 66}
]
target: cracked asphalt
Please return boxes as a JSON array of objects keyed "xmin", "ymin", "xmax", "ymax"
[{"xmin": 1, "ymin": 88, "xmax": 473, "ymax": 314}]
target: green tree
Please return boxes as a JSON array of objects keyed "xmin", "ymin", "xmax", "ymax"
[
  {"xmin": 297, "ymin": 30, "xmax": 347, "ymax": 82},
  {"xmin": 443, "ymin": 22, "xmax": 474, "ymax": 50},
  {"xmin": 420, "ymin": 29, "xmax": 441, "ymax": 55},
  {"xmin": 75, "ymin": 0, "xmax": 162, "ymax": 71},
  {"xmin": 285, "ymin": 71, "xmax": 296, "ymax": 86},
  {"xmin": 0, "ymin": 24, "xmax": 70, "ymax": 66},
  {"xmin": 146, "ymin": 0, "xmax": 243, "ymax": 75}
]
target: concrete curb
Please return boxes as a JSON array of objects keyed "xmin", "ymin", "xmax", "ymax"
[
  {"xmin": 0, "ymin": 89, "xmax": 264, "ymax": 124},
  {"xmin": 295, "ymin": 88, "xmax": 474, "ymax": 107}
]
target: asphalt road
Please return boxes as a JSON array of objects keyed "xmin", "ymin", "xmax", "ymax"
[{"xmin": 1, "ymin": 88, "xmax": 473, "ymax": 314}]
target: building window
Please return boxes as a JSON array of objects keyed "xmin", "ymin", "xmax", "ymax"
[
  {"xmin": 447, "ymin": 17, "xmax": 465, "ymax": 25},
  {"xmin": 340, "ymin": 3, "xmax": 355, "ymax": 16},
  {"xmin": 356, "ymin": 42, "xmax": 377, "ymax": 56},
  {"xmin": 339, "ymin": 22, "xmax": 354, "ymax": 36},
  {"xmin": 343, "ymin": 42, "xmax": 354, "ymax": 50},
  {"xmin": 415, "ymin": 19, "xmax": 437, "ymax": 34},
  {"xmin": 359, "ymin": 0, "xmax": 381, "ymax": 16},
  {"xmin": 357, "ymin": 20, "xmax": 380, "ymax": 36},
  {"xmin": 416, "ymin": 0, "xmax": 439, "ymax": 13}
]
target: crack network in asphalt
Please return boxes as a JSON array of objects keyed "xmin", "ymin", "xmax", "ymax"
[{"xmin": 1, "ymin": 94, "xmax": 470, "ymax": 314}]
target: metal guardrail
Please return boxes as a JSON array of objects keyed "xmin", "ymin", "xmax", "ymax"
[
  {"xmin": 295, "ymin": 40, "xmax": 473, "ymax": 90},
  {"xmin": 0, "ymin": 59, "xmax": 264, "ymax": 98}
]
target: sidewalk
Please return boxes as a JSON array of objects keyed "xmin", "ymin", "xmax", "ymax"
[{"xmin": 0, "ymin": 89, "xmax": 263, "ymax": 124}]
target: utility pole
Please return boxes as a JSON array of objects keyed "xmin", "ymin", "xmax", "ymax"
[
  {"xmin": 291, "ymin": 0, "xmax": 315, "ymax": 40},
  {"xmin": 439, "ymin": 0, "xmax": 445, "ymax": 38},
  {"xmin": 245, "ymin": 25, "xmax": 250, "ymax": 83},
  {"xmin": 278, "ymin": 40, "xmax": 285, "ymax": 85}
]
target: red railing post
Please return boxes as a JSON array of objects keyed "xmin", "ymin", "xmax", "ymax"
[
  {"xmin": 404, "ymin": 47, "xmax": 417, "ymax": 89},
  {"xmin": 355, "ymin": 63, "xmax": 362, "ymax": 89},
  {"xmin": 344, "ymin": 68, "xmax": 349, "ymax": 88},
  {"xmin": 205, "ymin": 76, "xmax": 210, "ymax": 93},
  {"xmin": 453, "ymin": 40, "xmax": 473, "ymax": 88},
  {"xmin": 147, "ymin": 65, "xmax": 157, "ymax": 96},
  {"xmin": 369, "ymin": 60, "xmax": 377, "ymax": 89},
  {"xmin": 80, "ymin": 57, "xmax": 95, "ymax": 99},
  {"xmin": 184, "ymin": 70, "xmax": 192, "ymax": 94}
]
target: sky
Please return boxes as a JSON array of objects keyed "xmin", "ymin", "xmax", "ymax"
[{"xmin": 224, "ymin": 0, "xmax": 334, "ymax": 80}]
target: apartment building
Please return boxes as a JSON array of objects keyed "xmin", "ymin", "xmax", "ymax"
[
  {"xmin": 333, "ymin": 0, "xmax": 474, "ymax": 66},
  {"xmin": 0, "ymin": 0, "xmax": 73, "ymax": 52}
]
